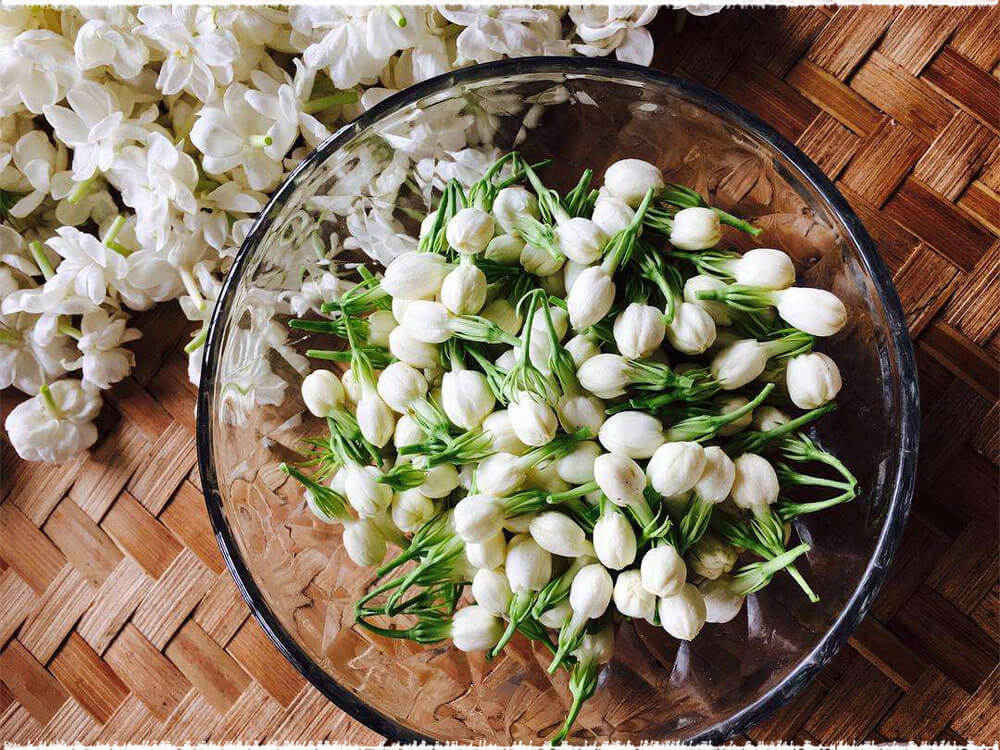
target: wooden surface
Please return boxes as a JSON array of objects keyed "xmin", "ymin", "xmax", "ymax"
[{"xmin": 2, "ymin": 7, "xmax": 998, "ymax": 745}]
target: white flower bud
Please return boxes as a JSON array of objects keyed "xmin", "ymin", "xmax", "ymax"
[
  {"xmin": 753, "ymin": 405, "xmax": 789, "ymax": 432},
  {"xmin": 377, "ymin": 362, "xmax": 428, "ymax": 413},
  {"xmin": 670, "ymin": 207, "xmax": 721, "ymax": 250},
  {"xmin": 441, "ymin": 369, "xmax": 495, "ymax": 430},
  {"xmin": 419, "ymin": 209, "xmax": 438, "ymax": 240},
  {"xmin": 683, "ymin": 275, "xmax": 732, "ymax": 325},
  {"xmin": 391, "ymin": 489, "xmax": 436, "ymax": 534},
  {"xmin": 301, "ymin": 369, "xmax": 345, "ymax": 418},
  {"xmin": 577, "ymin": 353, "xmax": 631, "ymax": 399},
  {"xmin": 775, "ymin": 287, "xmax": 847, "ymax": 337},
  {"xmin": 446, "ymin": 207, "xmax": 494, "ymax": 255},
  {"xmin": 506, "ymin": 534, "xmax": 552, "ymax": 592},
  {"xmin": 493, "ymin": 186, "xmax": 539, "ymax": 235},
  {"xmin": 466, "ymin": 531, "xmax": 507, "ymax": 570},
  {"xmin": 640, "ymin": 544, "xmax": 687, "ymax": 597},
  {"xmin": 555, "ymin": 440, "xmax": 602, "ymax": 485},
  {"xmin": 700, "ymin": 577, "xmax": 745, "ymax": 623},
  {"xmin": 496, "ymin": 348, "xmax": 518, "ymax": 371},
  {"xmin": 530, "ymin": 512, "xmax": 594, "ymax": 558},
  {"xmin": 508, "ymin": 391, "xmax": 557, "ymax": 447},
  {"xmin": 604, "ymin": 159, "xmax": 664, "ymax": 207},
  {"xmin": 734, "ymin": 248, "xmax": 795, "ymax": 290},
  {"xmin": 356, "ymin": 393, "xmax": 395, "ymax": 448},
  {"xmin": 472, "ymin": 568, "xmax": 513, "ymax": 616},
  {"xmin": 613, "ymin": 568, "xmax": 655, "ymax": 620},
  {"xmin": 569, "ymin": 564, "xmax": 614, "ymax": 621},
  {"xmin": 539, "ymin": 264, "xmax": 567, "ymax": 297},
  {"xmin": 695, "ymin": 446, "xmax": 736, "ymax": 503},
  {"xmin": 567, "ymin": 266, "xmax": 615, "ymax": 330},
  {"xmin": 451, "ymin": 605, "xmax": 503, "ymax": 652},
  {"xmin": 730, "ymin": 453, "xmax": 779, "ymax": 510},
  {"xmin": 480, "ymin": 298, "xmax": 522, "ymax": 335},
  {"xmin": 538, "ymin": 600, "xmax": 572, "ymax": 629},
  {"xmin": 711, "ymin": 340, "xmax": 769, "ymax": 390},
  {"xmin": 524, "ymin": 467, "xmax": 570, "ymax": 495},
  {"xmin": 786, "ymin": 352, "xmax": 842, "ymax": 409},
  {"xmin": 440, "ymin": 262, "xmax": 487, "ymax": 315},
  {"xmin": 503, "ymin": 513, "xmax": 534, "ymax": 534},
  {"xmin": 343, "ymin": 518, "xmax": 387, "ymax": 567},
  {"xmin": 393, "ymin": 413, "xmax": 424, "ymax": 449},
  {"xmin": 613, "ymin": 303, "xmax": 665, "ymax": 360},
  {"xmin": 341, "ymin": 368, "xmax": 362, "ymax": 404},
  {"xmin": 401, "ymin": 300, "xmax": 453, "ymax": 344},
  {"xmin": 360, "ymin": 310, "xmax": 394, "ymax": 348},
  {"xmin": 665, "ymin": 302, "xmax": 716, "ymax": 355},
  {"xmin": 484, "ymin": 234, "xmax": 526, "ymax": 265},
  {"xmin": 344, "ymin": 464, "xmax": 393, "ymax": 517},
  {"xmin": 592, "ymin": 191, "xmax": 635, "ymax": 236},
  {"xmin": 658, "ymin": 583, "xmax": 707, "ymax": 640},
  {"xmin": 599, "ymin": 411, "xmax": 664, "ymax": 459},
  {"xmin": 476, "ymin": 452, "xmax": 528, "ymax": 496},
  {"xmin": 647, "ymin": 441, "xmax": 707, "ymax": 497},
  {"xmin": 563, "ymin": 259, "xmax": 588, "ymax": 294},
  {"xmin": 482, "ymin": 410, "xmax": 529, "ymax": 456},
  {"xmin": 593, "ymin": 453, "xmax": 647, "ymax": 507},
  {"xmin": 419, "ymin": 463, "xmax": 459, "ymax": 499},
  {"xmin": 715, "ymin": 395, "xmax": 753, "ymax": 436},
  {"xmin": 555, "ymin": 217, "xmax": 608, "ymax": 264},
  {"xmin": 389, "ymin": 325, "xmax": 440, "ymax": 369},
  {"xmin": 556, "ymin": 393, "xmax": 606, "ymax": 434},
  {"xmin": 688, "ymin": 534, "xmax": 739, "ymax": 580},
  {"xmin": 593, "ymin": 508, "xmax": 637, "ymax": 570},
  {"xmin": 564, "ymin": 334, "xmax": 601, "ymax": 367},
  {"xmin": 381, "ymin": 251, "xmax": 449, "ymax": 299},
  {"xmin": 520, "ymin": 243, "xmax": 564, "ymax": 276},
  {"xmin": 329, "ymin": 467, "xmax": 347, "ymax": 495},
  {"xmin": 454, "ymin": 493, "xmax": 504, "ymax": 543}
]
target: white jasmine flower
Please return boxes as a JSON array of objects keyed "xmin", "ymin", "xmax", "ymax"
[
  {"xmin": 136, "ymin": 6, "xmax": 240, "ymax": 102},
  {"xmin": 246, "ymin": 61, "xmax": 335, "ymax": 152},
  {"xmin": 109, "ymin": 133, "xmax": 199, "ymax": 251},
  {"xmin": 569, "ymin": 6, "xmax": 658, "ymax": 65},
  {"xmin": 602, "ymin": 158, "xmax": 663, "ymax": 208},
  {"xmin": 5, "ymin": 379, "xmax": 101, "ymax": 463},
  {"xmin": 0, "ymin": 30, "xmax": 79, "ymax": 116},
  {"xmin": 190, "ymin": 82, "xmax": 285, "ymax": 191},
  {"xmin": 62, "ymin": 308, "xmax": 141, "ymax": 390},
  {"xmin": 0, "ymin": 313, "xmax": 73, "ymax": 394},
  {"xmin": 45, "ymin": 226, "xmax": 129, "ymax": 307},
  {"xmin": 670, "ymin": 206, "xmax": 721, "ymax": 250},
  {"xmin": 439, "ymin": 7, "xmax": 569, "ymax": 65},
  {"xmin": 43, "ymin": 81, "xmax": 154, "ymax": 182},
  {"xmin": 7, "ymin": 131, "xmax": 66, "ymax": 218},
  {"xmin": 786, "ymin": 352, "xmax": 842, "ymax": 409},
  {"xmin": 73, "ymin": 11, "xmax": 150, "ymax": 80},
  {"xmin": 658, "ymin": 582, "xmax": 707, "ymax": 640}
]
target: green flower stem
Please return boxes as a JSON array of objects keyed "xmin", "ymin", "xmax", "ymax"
[
  {"xmin": 550, "ymin": 651, "xmax": 600, "ymax": 745},
  {"xmin": 356, "ymin": 610, "xmax": 452, "ymax": 644},
  {"xmin": 515, "ymin": 153, "xmax": 568, "ymax": 226},
  {"xmin": 626, "ymin": 358, "xmax": 696, "ymax": 393},
  {"xmin": 663, "ymin": 383, "xmax": 773, "ymax": 442},
  {"xmin": 184, "ymin": 327, "xmax": 208, "ymax": 354},
  {"xmin": 28, "ymin": 241, "xmax": 55, "ymax": 281},
  {"xmin": 490, "ymin": 590, "xmax": 534, "ymax": 658},
  {"xmin": 102, "ymin": 215, "xmax": 127, "ymax": 250},
  {"xmin": 375, "ymin": 512, "xmax": 453, "ymax": 577},
  {"xmin": 530, "ymin": 557, "xmax": 590, "ymax": 621},
  {"xmin": 677, "ymin": 495, "xmax": 715, "ymax": 553},
  {"xmin": 725, "ymin": 404, "xmax": 835, "ymax": 455},
  {"xmin": 57, "ymin": 321, "xmax": 82, "ymax": 340},
  {"xmin": 179, "ymin": 266, "xmax": 205, "ymax": 311},
  {"xmin": 302, "ymin": 90, "xmax": 359, "ymax": 114},
  {"xmin": 378, "ymin": 462, "xmax": 426, "ymax": 490},
  {"xmin": 387, "ymin": 5, "xmax": 407, "ymax": 27},
  {"xmin": 67, "ymin": 175, "xmax": 96, "ymax": 205},
  {"xmin": 450, "ymin": 314, "xmax": 521, "ymax": 347},
  {"xmin": 731, "ymin": 542, "xmax": 811, "ymax": 595},
  {"xmin": 248, "ymin": 134, "xmax": 273, "ymax": 148},
  {"xmin": 601, "ymin": 188, "xmax": 654, "ymax": 275},
  {"xmin": 39, "ymin": 383, "xmax": 62, "ymax": 419},
  {"xmin": 280, "ymin": 462, "xmax": 352, "ymax": 521}
]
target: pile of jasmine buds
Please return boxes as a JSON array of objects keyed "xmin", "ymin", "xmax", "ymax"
[{"xmin": 282, "ymin": 152, "xmax": 858, "ymax": 744}]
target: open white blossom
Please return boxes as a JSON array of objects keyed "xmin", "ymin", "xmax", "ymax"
[
  {"xmin": 569, "ymin": 6, "xmax": 658, "ymax": 65},
  {"xmin": 62, "ymin": 308, "xmax": 141, "ymax": 389},
  {"xmin": 5, "ymin": 379, "xmax": 101, "ymax": 463},
  {"xmin": 136, "ymin": 6, "xmax": 240, "ymax": 102},
  {"xmin": 0, "ymin": 30, "xmax": 80, "ymax": 116},
  {"xmin": 7, "ymin": 131, "xmax": 67, "ymax": 218},
  {"xmin": 73, "ymin": 9, "xmax": 150, "ymax": 80}
]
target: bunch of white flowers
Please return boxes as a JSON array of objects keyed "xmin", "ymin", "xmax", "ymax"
[
  {"xmin": 1, "ymin": 5, "xmax": 663, "ymax": 463},
  {"xmin": 282, "ymin": 152, "xmax": 858, "ymax": 743}
]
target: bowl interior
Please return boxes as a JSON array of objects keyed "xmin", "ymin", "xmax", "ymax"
[{"xmin": 199, "ymin": 60, "xmax": 916, "ymax": 743}]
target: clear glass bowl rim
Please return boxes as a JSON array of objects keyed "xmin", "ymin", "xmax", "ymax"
[{"xmin": 196, "ymin": 56, "xmax": 919, "ymax": 744}]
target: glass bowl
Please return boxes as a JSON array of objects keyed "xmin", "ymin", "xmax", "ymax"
[{"xmin": 197, "ymin": 58, "xmax": 918, "ymax": 743}]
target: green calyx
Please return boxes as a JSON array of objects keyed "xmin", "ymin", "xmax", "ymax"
[{"xmin": 663, "ymin": 383, "xmax": 773, "ymax": 442}]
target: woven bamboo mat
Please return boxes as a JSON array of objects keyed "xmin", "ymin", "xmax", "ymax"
[{"xmin": 2, "ymin": 7, "xmax": 998, "ymax": 745}]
